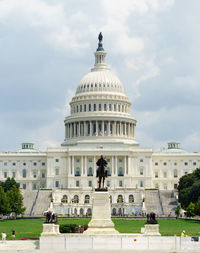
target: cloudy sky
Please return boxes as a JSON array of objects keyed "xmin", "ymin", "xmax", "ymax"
[{"xmin": 0, "ymin": 0, "xmax": 200, "ymax": 152}]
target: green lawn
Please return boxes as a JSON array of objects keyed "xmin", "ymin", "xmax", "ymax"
[{"xmin": 0, "ymin": 218, "xmax": 199, "ymax": 239}]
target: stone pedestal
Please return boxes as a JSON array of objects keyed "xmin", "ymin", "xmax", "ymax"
[
  {"xmin": 143, "ymin": 224, "xmax": 161, "ymax": 236},
  {"xmin": 41, "ymin": 223, "xmax": 60, "ymax": 236},
  {"xmin": 84, "ymin": 191, "xmax": 119, "ymax": 235}
]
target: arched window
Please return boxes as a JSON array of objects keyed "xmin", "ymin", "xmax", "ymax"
[
  {"xmin": 61, "ymin": 195, "xmax": 68, "ymax": 203},
  {"xmin": 129, "ymin": 195, "xmax": 134, "ymax": 203},
  {"xmin": 88, "ymin": 167, "xmax": 93, "ymax": 176},
  {"xmin": 84, "ymin": 195, "xmax": 90, "ymax": 204},
  {"xmin": 22, "ymin": 169, "xmax": 26, "ymax": 178},
  {"xmin": 75, "ymin": 167, "xmax": 80, "ymax": 176},
  {"xmin": 80, "ymin": 208, "xmax": 84, "ymax": 215},
  {"xmin": 117, "ymin": 195, "xmax": 123, "ymax": 203},
  {"xmin": 118, "ymin": 167, "xmax": 124, "ymax": 176},
  {"xmin": 107, "ymin": 167, "xmax": 111, "ymax": 176},
  {"xmin": 87, "ymin": 208, "xmax": 92, "ymax": 216},
  {"xmin": 73, "ymin": 195, "xmax": 79, "ymax": 203}
]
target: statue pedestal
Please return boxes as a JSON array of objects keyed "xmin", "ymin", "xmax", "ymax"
[
  {"xmin": 41, "ymin": 223, "xmax": 60, "ymax": 236},
  {"xmin": 143, "ymin": 224, "xmax": 161, "ymax": 236},
  {"xmin": 84, "ymin": 191, "xmax": 119, "ymax": 235}
]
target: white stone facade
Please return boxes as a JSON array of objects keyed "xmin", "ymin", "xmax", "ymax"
[{"xmin": 0, "ymin": 37, "xmax": 199, "ymax": 215}]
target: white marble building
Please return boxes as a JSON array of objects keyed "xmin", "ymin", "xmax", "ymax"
[{"xmin": 0, "ymin": 36, "xmax": 199, "ymax": 216}]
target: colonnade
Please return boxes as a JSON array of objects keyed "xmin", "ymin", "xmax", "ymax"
[{"xmin": 65, "ymin": 120, "xmax": 135, "ymax": 139}]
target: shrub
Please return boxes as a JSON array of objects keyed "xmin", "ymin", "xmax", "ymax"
[{"xmin": 59, "ymin": 224, "xmax": 77, "ymax": 233}]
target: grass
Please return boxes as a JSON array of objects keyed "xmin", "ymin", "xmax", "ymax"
[{"xmin": 0, "ymin": 218, "xmax": 199, "ymax": 239}]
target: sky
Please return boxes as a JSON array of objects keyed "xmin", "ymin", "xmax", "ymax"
[{"xmin": 0, "ymin": 0, "xmax": 200, "ymax": 152}]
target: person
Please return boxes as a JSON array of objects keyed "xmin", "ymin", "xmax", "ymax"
[
  {"xmin": 78, "ymin": 225, "xmax": 82, "ymax": 233},
  {"xmin": 1, "ymin": 232, "xmax": 6, "ymax": 241},
  {"xmin": 11, "ymin": 230, "xmax": 15, "ymax": 239},
  {"xmin": 181, "ymin": 230, "xmax": 186, "ymax": 237}
]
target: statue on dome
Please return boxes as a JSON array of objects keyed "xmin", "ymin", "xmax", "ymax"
[
  {"xmin": 96, "ymin": 155, "xmax": 108, "ymax": 190},
  {"xmin": 98, "ymin": 32, "xmax": 103, "ymax": 42}
]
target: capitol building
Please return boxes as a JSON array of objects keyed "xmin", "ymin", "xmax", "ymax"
[{"xmin": 0, "ymin": 35, "xmax": 199, "ymax": 216}]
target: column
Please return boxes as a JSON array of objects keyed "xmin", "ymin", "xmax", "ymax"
[
  {"xmin": 128, "ymin": 157, "xmax": 131, "ymax": 175},
  {"xmin": 112, "ymin": 156, "xmax": 114, "ymax": 176},
  {"xmin": 130, "ymin": 124, "xmax": 132, "ymax": 138},
  {"xmin": 81, "ymin": 156, "xmax": 84, "ymax": 175},
  {"xmin": 78, "ymin": 122, "xmax": 81, "ymax": 136},
  {"xmin": 108, "ymin": 121, "xmax": 110, "ymax": 136},
  {"xmin": 96, "ymin": 120, "xmax": 98, "ymax": 136},
  {"xmin": 65, "ymin": 124, "xmax": 67, "ymax": 140},
  {"xmin": 132, "ymin": 124, "xmax": 135, "ymax": 138},
  {"xmin": 128, "ymin": 123, "xmax": 130, "ymax": 137},
  {"xmin": 133, "ymin": 124, "xmax": 135, "ymax": 138},
  {"xmin": 84, "ymin": 121, "xmax": 86, "ymax": 136},
  {"xmin": 73, "ymin": 123, "xmax": 76, "ymax": 137},
  {"xmin": 113, "ymin": 121, "xmax": 116, "ymax": 136},
  {"xmin": 115, "ymin": 156, "xmax": 117, "ymax": 176},
  {"xmin": 68, "ymin": 156, "xmax": 71, "ymax": 175},
  {"xmin": 85, "ymin": 156, "xmax": 87, "ymax": 175},
  {"xmin": 124, "ymin": 123, "xmax": 126, "ymax": 136},
  {"xmin": 124, "ymin": 156, "xmax": 127, "ymax": 175},
  {"xmin": 120, "ymin": 122, "xmax": 122, "ymax": 136},
  {"xmin": 72, "ymin": 156, "xmax": 74, "ymax": 175},
  {"xmin": 102, "ymin": 120, "xmax": 104, "ymax": 135},
  {"xmin": 70, "ymin": 123, "xmax": 72, "ymax": 138},
  {"xmin": 93, "ymin": 156, "xmax": 96, "ymax": 177},
  {"xmin": 90, "ymin": 121, "xmax": 92, "ymax": 136}
]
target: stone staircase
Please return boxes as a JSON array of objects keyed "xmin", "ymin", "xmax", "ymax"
[{"xmin": 159, "ymin": 190, "xmax": 178, "ymax": 215}]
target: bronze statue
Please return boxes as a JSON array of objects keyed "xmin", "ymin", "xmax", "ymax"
[
  {"xmin": 146, "ymin": 212, "xmax": 158, "ymax": 224},
  {"xmin": 96, "ymin": 155, "xmax": 108, "ymax": 189},
  {"xmin": 44, "ymin": 210, "xmax": 58, "ymax": 224},
  {"xmin": 98, "ymin": 32, "xmax": 103, "ymax": 42}
]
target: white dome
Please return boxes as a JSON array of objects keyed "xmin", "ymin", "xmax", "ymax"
[{"xmin": 75, "ymin": 69, "xmax": 125, "ymax": 95}]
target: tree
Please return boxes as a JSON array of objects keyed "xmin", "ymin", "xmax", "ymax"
[
  {"xmin": 0, "ymin": 177, "xmax": 20, "ymax": 192},
  {"xmin": 175, "ymin": 204, "xmax": 181, "ymax": 217},
  {"xmin": 7, "ymin": 185, "xmax": 25, "ymax": 215},
  {"xmin": 186, "ymin": 202, "xmax": 195, "ymax": 217},
  {"xmin": 194, "ymin": 198, "xmax": 200, "ymax": 216},
  {"xmin": 0, "ymin": 186, "xmax": 10, "ymax": 215}
]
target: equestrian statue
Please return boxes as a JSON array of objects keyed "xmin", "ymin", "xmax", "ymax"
[{"xmin": 96, "ymin": 155, "xmax": 108, "ymax": 189}]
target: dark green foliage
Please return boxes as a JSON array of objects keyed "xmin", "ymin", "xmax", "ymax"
[
  {"xmin": 186, "ymin": 202, "xmax": 196, "ymax": 217},
  {"xmin": 194, "ymin": 198, "xmax": 200, "ymax": 216},
  {"xmin": 175, "ymin": 204, "xmax": 181, "ymax": 216},
  {"xmin": 178, "ymin": 168, "xmax": 200, "ymax": 212},
  {"xmin": 0, "ymin": 177, "xmax": 20, "ymax": 192},
  {"xmin": 59, "ymin": 224, "xmax": 77, "ymax": 233},
  {"xmin": 0, "ymin": 178, "xmax": 25, "ymax": 216}
]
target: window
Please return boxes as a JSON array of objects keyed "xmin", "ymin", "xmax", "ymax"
[
  {"xmin": 140, "ymin": 181, "xmax": 144, "ymax": 187},
  {"xmin": 76, "ymin": 106, "xmax": 78, "ymax": 113},
  {"xmin": 84, "ymin": 195, "xmax": 90, "ymax": 204},
  {"xmin": 174, "ymin": 162, "xmax": 177, "ymax": 166},
  {"xmin": 174, "ymin": 184, "xmax": 178, "ymax": 189},
  {"xmin": 99, "ymin": 104, "xmax": 101, "ymax": 111},
  {"xmin": 76, "ymin": 159, "xmax": 80, "ymax": 163},
  {"xmin": 104, "ymin": 104, "xmax": 107, "ymax": 111},
  {"xmin": 22, "ymin": 169, "xmax": 27, "ymax": 178},
  {"xmin": 88, "ymin": 167, "xmax": 93, "ymax": 176},
  {"xmin": 55, "ymin": 169, "xmax": 59, "ymax": 175},
  {"xmin": 80, "ymin": 105, "xmax": 82, "ymax": 112},
  {"xmin": 118, "ymin": 104, "xmax": 120, "ymax": 111},
  {"xmin": 106, "ymin": 158, "xmax": 110, "ymax": 162},
  {"xmin": 107, "ymin": 167, "xmax": 111, "ymax": 176},
  {"xmin": 88, "ymin": 181, "xmax": 92, "ymax": 187},
  {"xmin": 155, "ymin": 171, "xmax": 158, "ymax": 178},
  {"xmin": 88, "ymin": 159, "xmax": 92, "ymax": 163},
  {"xmin": 23, "ymin": 162, "xmax": 26, "ymax": 166},
  {"xmin": 33, "ymin": 184, "xmax": 37, "ymax": 190},
  {"xmin": 12, "ymin": 162, "xmax": 16, "ymax": 166},
  {"xmin": 140, "ymin": 159, "xmax": 143, "ymax": 163},
  {"xmin": 193, "ymin": 162, "xmax": 196, "ymax": 166},
  {"xmin": 109, "ymin": 104, "xmax": 111, "ymax": 111},
  {"xmin": 42, "ymin": 172, "xmax": 45, "ymax": 178},
  {"xmin": 163, "ymin": 172, "xmax": 167, "ymax": 178},
  {"xmin": 117, "ymin": 195, "xmax": 123, "ymax": 203},
  {"xmin": 119, "ymin": 180, "xmax": 123, "ymax": 187},
  {"xmin": 33, "ymin": 172, "xmax": 37, "ymax": 178},
  {"xmin": 118, "ymin": 167, "xmax": 124, "ymax": 176},
  {"xmin": 73, "ymin": 195, "xmax": 79, "ymax": 203},
  {"xmin": 55, "ymin": 181, "xmax": 59, "ymax": 188},
  {"xmin": 163, "ymin": 184, "xmax": 167, "ymax": 190},
  {"xmin": 107, "ymin": 181, "xmax": 110, "ymax": 187},
  {"xmin": 185, "ymin": 171, "xmax": 188, "ymax": 175},
  {"xmin": 4, "ymin": 162, "xmax": 7, "ymax": 166},
  {"xmin": 89, "ymin": 104, "xmax": 91, "ymax": 111},
  {"xmin": 140, "ymin": 168, "xmax": 143, "ymax": 175},
  {"xmin": 61, "ymin": 195, "xmax": 68, "ymax": 203},
  {"xmin": 12, "ymin": 172, "xmax": 16, "ymax": 178},
  {"xmin": 129, "ymin": 195, "xmax": 134, "ymax": 203},
  {"xmin": 184, "ymin": 162, "xmax": 188, "ymax": 166},
  {"xmin": 94, "ymin": 104, "xmax": 96, "ymax": 111},
  {"xmin": 42, "ymin": 162, "xmax": 45, "ymax": 166},
  {"xmin": 84, "ymin": 104, "xmax": 86, "ymax": 112},
  {"xmin": 23, "ymin": 184, "xmax": 26, "ymax": 190},
  {"xmin": 174, "ymin": 169, "xmax": 178, "ymax": 178},
  {"xmin": 4, "ymin": 172, "xmax": 7, "ymax": 178},
  {"xmin": 55, "ymin": 159, "xmax": 59, "ymax": 163},
  {"xmin": 155, "ymin": 162, "xmax": 158, "ymax": 166},
  {"xmin": 163, "ymin": 162, "xmax": 167, "ymax": 166},
  {"xmin": 114, "ymin": 104, "xmax": 116, "ymax": 111},
  {"xmin": 119, "ymin": 158, "xmax": 123, "ymax": 163},
  {"xmin": 75, "ymin": 167, "xmax": 80, "ymax": 176},
  {"xmin": 33, "ymin": 162, "xmax": 37, "ymax": 166},
  {"xmin": 76, "ymin": 181, "xmax": 80, "ymax": 187},
  {"xmin": 155, "ymin": 183, "xmax": 159, "ymax": 189}
]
